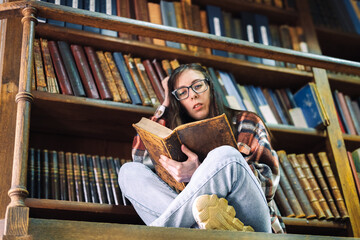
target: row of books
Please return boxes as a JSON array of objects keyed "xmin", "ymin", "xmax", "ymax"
[
  {"xmin": 274, "ymin": 150, "xmax": 349, "ymax": 221},
  {"xmin": 308, "ymin": 0, "xmax": 360, "ymax": 35},
  {"xmin": 39, "ymin": 0, "xmax": 310, "ymax": 69},
  {"xmin": 27, "ymin": 148, "xmax": 131, "ymax": 205},
  {"xmin": 348, "ymin": 148, "xmax": 360, "ymax": 200},
  {"xmin": 245, "ymin": 0, "xmax": 296, "ymax": 9}
]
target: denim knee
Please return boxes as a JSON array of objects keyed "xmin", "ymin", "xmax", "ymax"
[
  {"xmin": 118, "ymin": 162, "xmax": 145, "ymax": 194},
  {"xmin": 206, "ymin": 145, "xmax": 246, "ymax": 165}
]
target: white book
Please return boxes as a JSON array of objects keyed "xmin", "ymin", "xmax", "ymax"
[
  {"xmin": 259, "ymin": 105, "xmax": 278, "ymax": 124},
  {"xmin": 289, "ymin": 107, "xmax": 308, "ymax": 128}
]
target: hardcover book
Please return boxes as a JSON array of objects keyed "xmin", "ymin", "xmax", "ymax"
[{"xmin": 133, "ymin": 114, "xmax": 237, "ymax": 192}]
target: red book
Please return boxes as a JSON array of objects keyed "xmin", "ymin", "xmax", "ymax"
[
  {"xmin": 84, "ymin": 46, "xmax": 112, "ymax": 100},
  {"xmin": 337, "ymin": 91, "xmax": 357, "ymax": 135},
  {"xmin": 143, "ymin": 59, "xmax": 165, "ymax": 103},
  {"xmin": 152, "ymin": 59, "xmax": 166, "ymax": 81},
  {"xmin": 71, "ymin": 45, "xmax": 100, "ymax": 99},
  {"xmin": 48, "ymin": 41, "xmax": 73, "ymax": 95}
]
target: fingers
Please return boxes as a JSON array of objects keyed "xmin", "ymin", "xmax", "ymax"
[{"xmin": 181, "ymin": 144, "xmax": 197, "ymax": 159}]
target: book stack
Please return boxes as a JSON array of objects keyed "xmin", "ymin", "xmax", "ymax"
[
  {"xmin": 26, "ymin": 148, "xmax": 130, "ymax": 205},
  {"xmin": 274, "ymin": 150, "xmax": 349, "ymax": 221}
]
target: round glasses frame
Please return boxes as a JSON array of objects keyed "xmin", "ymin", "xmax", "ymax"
[{"xmin": 171, "ymin": 78, "xmax": 209, "ymax": 101}]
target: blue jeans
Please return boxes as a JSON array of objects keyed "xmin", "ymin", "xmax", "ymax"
[{"xmin": 119, "ymin": 145, "xmax": 271, "ymax": 232}]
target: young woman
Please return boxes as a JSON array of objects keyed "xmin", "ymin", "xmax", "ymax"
[{"xmin": 119, "ymin": 63, "xmax": 284, "ymax": 233}]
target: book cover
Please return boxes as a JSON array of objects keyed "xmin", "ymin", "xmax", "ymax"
[
  {"xmin": 49, "ymin": 150, "xmax": 60, "ymax": 200},
  {"xmin": 100, "ymin": 0, "xmax": 118, "ymax": 37},
  {"xmin": 86, "ymin": 154, "xmax": 100, "ymax": 203},
  {"xmin": 269, "ymin": 24, "xmax": 285, "ymax": 67},
  {"xmin": 133, "ymin": 114, "xmax": 237, "ymax": 192},
  {"xmin": 65, "ymin": 152, "xmax": 76, "ymax": 201},
  {"xmin": 40, "ymin": 38, "xmax": 60, "ymax": 94},
  {"xmin": 279, "ymin": 25, "xmax": 297, "ymax": 68},
  {"xmin": 206, "ymin": 5, "xmax": 228, "ymax": 57},
  {"xmin": 100, "ymin": 156, "xmax": 115, "ymax": 204},
  {"xmin": 79, "ymin": 153, "xmax": 91, "ymax": 203},
  {"xmin": 58, "ymin": 151, "xmax": 68, "ymax": 201},
  {"xmin": 34, "ymin": 39, "xmax": 47, "ymax": 92},
  {"xmin": 41, "ymin": 149, "xmax": 50, "ymax": 199},
  {"xmin": 255, "ymin": 86, "xmax": 278, "ymax": 124},
  {"xmin": 143, "ymin": 59, "xmax": 165, "ymax": 103}
]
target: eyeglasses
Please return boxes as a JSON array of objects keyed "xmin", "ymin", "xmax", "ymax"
[{"xmin": 171, "ymin": 79, "xmax": 209, "ymax": 101}]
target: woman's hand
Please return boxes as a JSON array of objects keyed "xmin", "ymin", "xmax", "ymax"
[
  {"xmin": 161, "ymin": 76, "xmax": 170, "ymax": 107},
  {"xmin": 159, "ymin": 144, "xmax": 200, "ymax": 183}
]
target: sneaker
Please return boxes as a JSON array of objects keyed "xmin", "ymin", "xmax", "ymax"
[{"xmin": 192, "ymin": 194, "xmax": 254, "ymax": 232}]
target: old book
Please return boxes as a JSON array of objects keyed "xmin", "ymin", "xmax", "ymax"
[
  {"xmin": 86, "ymin": 155, "xmax": 100, "ymax": 203},
  {"xmin": 133, "ymin": 114, "xmax": 237, "ymax": 192},
  {"xmin": 143, "ymin": 59, "xmax": 165, "ymax": 103},
  {"xmin": 116, "ymin": 0, "xmax": 134, "ymax": 40},
  {"xmin": 40, "ymin": 38, "xmax": 60, "ymax": 93},
  {"xmin": 33, "ymin": 39, "xmax": 47, "ymax": 92},
  {"xmin": 190, "ymin": 4, "xmax": 205, "ymax": 54},
  {"xmin": 199, "ymin": 8, "xmax": 212, "ymax": 54},
  {"xmin": 100, "ymin": 156, "xmax": 115, "ymax": 205},
  {"xmin": 65, "ymin": 152, "xmax": 76, "ymax": 201},
  {"xmin": 47, "ymin": 41, "xmax": 74, "ymax": 95},
  {"xmin": 58, "ymin": 151, "xmax": 68, "ymax": 201},
  {"xmin": 41, "ymin": 149, "xmax": 50, "ymax": 199},
  {"xmin": 134, "ymin": 0, "xmax": 152, "ymax": 43},
  {"xmin": 107, "ymin": 156, "xmax": 123, "ymax": 205},
  {"xmin": 307, "ymin": 153, "xmax": 341, "ymax": 219},
  {"xmin": 317, "ymin": 152, "xmax": 350, "ymax": 220},
  {"xmin": 71, "ymin": 44, "xmax": 100, "ymax": 99},
  {"xmin": 27, "ymin": 148, "xmax": 36, "ymax": 198},
  {"xmin": 347, "ymin": 151, "xmax": 360, "ymax": 199},
  {"xmin": 287, "ymin": 154, "xmax": 326, "ymax": 219},
  {"xmin": 92, "ymin": 155, "xmax": 107, "ymax": 204},
  {"xmin": 79, "ymin": 153, "xmax": 91, "ymax": 203},
  {"xmin": 113, "ymin": 157, "xmax": 122, "ymax": 175},
  {"xmin": 161, "ymin": 59, "xmax": 172, "ymax": 76},
  {"xmin": 173, "ymin": 1, "xmax": 188, "ymax": 50},
  {"xmin": 35, "ymin": 149, "xmax": 41, "ymax": 199},
  {"xmin": 297, "ymin": 154, "xmax": 334, "ymax": 220},
  {"xmin": 148, "ymin": 2, "xmax": 166, "ymax": 46},
  {"xmin": 84, "ymin": 46, "xmax": 113, "ymax": 100},
  {"xmin": 336, "ymin": 91, "xmax": 357, "ymax": 135},
  {"xmin": 152, "ymin": 58, "xmax": 166, "ymax": 81},
  {"xmin": 96, "ymin": 50, "xmax": 122, "ymax": 102},
  {"xmin": 49, "ymin": 150, "xmax": 60, "ymax": 200},
  {"xmin": 72, "ymin": 153, "xmax": 84, "ymax": 202},
  {"xmin": 333, "ymin": 90, "xmax": 351, "ymax": 134},
  {"xmin": 181, "ymin": 0, "xmax": 197, "ymax": 52},
  {"xmin": 277, "ymin": 150, "xmax": 316, "ymax": 219},
  {"xmin": 57, "ymin": 41, "xmax": 86, "ymax": 97},
  {"xmin": 274, "ymin": 184, "xmax": 296, "ymax": 218},
  {"xmin": 104, "ymin": 52, "xmax": 131, "ymax": 103}
]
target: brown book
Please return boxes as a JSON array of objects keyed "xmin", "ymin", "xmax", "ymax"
[
  {"xmin": 123, "ymin": 54, "xmax": 152, "ymax": 106},
  {"xmin": 307, "ymin": 153, "xmax": 341, "ymax": 220},
  {"xmin": 96, "ymin": 50, "xmax": 122, "ymax": 102},
  {"xmin": 161, "ymin": 59, "xmax": 172, "ymax": 76},
  {"xmin": 72, "ymin": 153, "xmax": 84, "ymax": 202},
  {"xmin": 116, "ymin": 0, "xmax": 134, "ymax": 40},
  {"xmin": 71, "ymin": 44, "xmax": 100, "ymax": 99},
  {"xmin": 92, "ymin": 155, "xmax": 107, "ymax": 204},
  {"xmin": 134, "ymin": 0, "xmax": 152, "ymax": 44},
  {"xmin": 79, "ymin": 153, "xmax": 91, "ymax": 203},
  {"xmin": 100, "ymin": 156, "xmax": 115, "ymax": 205},
  {"xmin": 104, "ymin": 52, "xmax": 131, "ymax": 103},
  {"xmin": 190, "ymin": 4, "xmax": 205, "ymax": 54},
  {"xmin": 143, "ymin": 59, "xmax": 165, "ymax": 103},
  {"xmin": 288, "ymin": 154, "xmax": 326, "ymax": 219},
  {"xmin": 274, "ymin": 184, "xmax": 296, "ymax": 218},
  {"xmin": 317, "ymin": 152, "xmax": 350, "ymax": 220},
  {"xmin": 134, "ymin": 58, "xmax": 160, "ymax": 106},
  {"xmin": 33, "ymin": 38, "xmax": 47, "ymax": 92},
  {"xmin": 86, "ymin": 155, "xmax": 100, "ymax": 203},
  {"xmin": 133, "ymin": 114, "xmax": 237, "ymax": 192},
  {"xmin": 57, "ymin": 151, "xmax": 68, "ymax": 201},
  {"xmin": 49, "ymin": 150, "xmax": 60, "ymax": 200},
  {"xmin": 199, "ymin": 9, "xmax": 212, "ymax": 55},
  {"xmin": 181, "ymin": 0, "xmax": 197, "ymax": 52},
  {"xmin": 41, "ymin": 149, "xmax": 50, "ymax": 199},
  {"xmin": 148, "ymin": 2, "xmax": 166, "ymax": 46},
  {"xmin": 297, "ymin": 154, "xmax": 334, "ymax": 220},
  {"xmin": 65, "ymin": 152, "xmax": 76, "ymax": 201},
  {"xmin": 40, "ymin": 38, "xmax": 60, "ymax": 94},
  {"xmin": 47, "ymin": 41, "xmax": 73, "ymax": 95},
  {"xmin": 107, "ymin": 156, "xmax": 123, "ymax": 205},
  {"xmin": 152, "ymin": 59, "xmax": 166, "ymax": 81},
  {"xmin": 277, "ymin": 150, "xmax": 316, "ymax": 219},
  {"xmin": 84, "ymin": 46, "xmax": 112, "ymax": 100},
  {"xmin": 278, "ymin": 163, "xmax": 306, "ymax": 218},
  {"xmin": 347, "ymin": 151, "xmax": 360, "ymax": 199},
  {"xmin": 288, "ymin": 26, "xmax": 305, "ymax": 71},
  {"xmin": 173, "ymin": 1, "xmax": 188, "ymax": 51}
]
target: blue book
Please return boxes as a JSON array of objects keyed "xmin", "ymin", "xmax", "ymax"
[
  {"xmin": 218, "ymin": 71, "xmax": 246, "ymax": 110},
  {"xmin": 245, "ymin": 85, "xmax": 264, "ymax": 120},
  {"xmin": 100, "ymin": 0, "xmax": 118, "ymax": 37},
  {"xmin": 48, "ymin": 0, "xmax": 66, "ymax": 27},
  {"xmin": 65, "ymin": 0, "xmax": 83, "ymax": 30},
  {"xmin": 333, "ymin": 90, "xmax": 350, "ymax": 134},
  {"xmin": 342, "ymin": 0, "xmax": 360, "ymax": 34},
  {"xmin": 160, "ymin": 0, "xmax": 181, "ymax": 49},
  {"xmin": 206, "ymin": 5, "xmax": 228, "ymax": 57},
  {"xmin": 36, "ymin": 0, "xmax": 48, "ymax": 24},
  {"xmin": 112, "ymin": 52, "xmax": 142, "ymax": 105},
  {"xmin": 254, "ymin": 14, "xmax": 276, "ymax": 66},
  {"xmin": 285, "ymin": 88, "xmax": 297, "ymax": 108},
  {"xmin": 268, "ymin": 88, "xmax": 289, "ymax": 125},
  {"xmin": 254, "ymin": 86, "xmax": 278, "ymax": 124},
  {"xmin": 241, "ymin": 12, "xmax": 261, "ymax": 63},
  {"xmin": 83, "ymin": 0, "xmax": 100, "ymax": 33}
]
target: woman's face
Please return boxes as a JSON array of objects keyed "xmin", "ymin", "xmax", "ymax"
[{"xmin": 174, "ymin": 69, "xmax": 211, "ymax": 120}]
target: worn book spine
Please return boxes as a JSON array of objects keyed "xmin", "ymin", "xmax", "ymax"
[
  {"xmin": 70, "ymin": 44, "xmax": 100, "ymax": 99},
  {"xmin": 72, "ymin": 153, "xmax": 84, "ymax": 202},
  {"xmin": 57, "ymin": 41, "xmax": 86, "ymax": 97},
  {"xmin": 100, "ymin": 156, "xmax": 115, "ymax": 204},
  {"xmin": 86, "ymin": 155, "xmax": 99, "ymax": 203},
  {"xmin": 152, "ymin": 59, "xmax": 166, "ymax": 81},
  {"xmin": 104, "ymin": 52, "xmax": 131, "ymax": 103},
  {"xmin": 84, "ymin": 46, "xmax": 113, "ymax": 100},
  {"xmin": 307, "ymin": 153, "xmax": 341, "ymax": 219},
  {"xmin": 297, "ymin": 154, "xmax": 334, "ymax": 220},
  {"xmin": 288, "ymin": 154, "xmax": 326, "ymax": 219},
  {"xmin": 28, "ymin": 148, "xmax": 36, "ymax": 198},
  {"xmin": 47, "ymin": 40, "xmax": 74, "ymax": 95},
  {"xmin": 278, "ymin": 150, "xmax": 316, "ymax": 219},
  {"xmin": 40, "ymin": 38, "xmax": 60, "ymax": 94},
  {"xmin": 79, "ymin": 154, "xmax": 91, "ymax": 203},
  {"xmin": 317, "ymin": 152, "xmax": 350, "ymax": 220},
  {"xmin": 107, "ymin": 156, "xmax": 123, "ymax": 205},
  {"xmin": 49, "ymin": 150, "xmax": 60, "ymax": 200},
  {"xmin": 65, "ymin": 152, "xmax": 76, "ymax": 201},
  {"xmin": 143, "ymin": 59, "xmax": 165, "ymax": 103},
  {"xmin": 33, "ymin": 38, "xmax": 47, "ymax": 92},
  {"xmin": 92, "ymin": 155, "xmax": 107, "ymax": 204},
  {"xmin": 42, "ymin": 149, "xmax": 50, "ymax": 199},
  {"xmin": 96, "ymin": 50, "xmax": 122, "ymax": 102},
  {"xmin": 58, "ymin": 151, "xmax": 68, "ymax": 201},
  {"xmin": 274, "ymin": 184, "xmax": 295, "ymax": 217},
  {"xmin": 35, "ymin": 149, "xmax": 41, "ymax": 198}
]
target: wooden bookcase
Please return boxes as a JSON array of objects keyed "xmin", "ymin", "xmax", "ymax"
[{"xmin": 0, "ymin": 0, "xmax": 360, "ymax": 239}]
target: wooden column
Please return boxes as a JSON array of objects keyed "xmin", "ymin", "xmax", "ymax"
[{"xmin": 3, "ymin": 6, "xmax": 37, "ymax": 239}]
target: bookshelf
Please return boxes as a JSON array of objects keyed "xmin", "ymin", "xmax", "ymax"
[{"xmin": 0, "ymin": 0, "xmax": 360, "ymax": 239}]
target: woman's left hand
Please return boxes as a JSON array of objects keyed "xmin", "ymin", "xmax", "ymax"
[{"xmin": 159, "ymin": 144, "xmax": 200, "ymax": 183}]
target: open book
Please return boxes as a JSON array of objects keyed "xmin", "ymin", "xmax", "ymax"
[{"xmin": 133, "ymin": 114, "xmax": 237, "ymax": 192}]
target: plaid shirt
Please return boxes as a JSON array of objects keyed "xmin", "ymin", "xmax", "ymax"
[{"xmin": 132, "ymin": 111, "xmax": 285, "ymax": 233}]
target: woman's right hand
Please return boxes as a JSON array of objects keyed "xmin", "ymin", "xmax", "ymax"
[{"xmin": 162, "ymin": 76, "xmax": 170, "ymax": 107}]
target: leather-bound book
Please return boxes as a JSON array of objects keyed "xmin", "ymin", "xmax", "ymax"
[
  {"xmin": 100, "ymin": 156, "xmax": 115, "ymax": 205},
  {"xmin": 70, "ymin": 44, "xmax": 100, "ymax": 99},
  {"xmin": 143, "ymin": 59, "xmax": 165, "ymax": 103},
  {"xmin": 96, "ymin": 51, "xmax": 122, "ymax": 102},
  {"xmin": 58, "ymin": 151, "xmax": 68, "ymax": 201},
  {"xmin": 33, "ymin": 39, "xmax": 47, "ymax": 92},
  {"xmin": 49, "ymin": 150, "xmax": 60, "ymax": 200},
  {"xmin": 161, "ymin": 59, "xmax": 172, "ymax": 76},
  {"xmin": 307, "ymin": 153, "xmax": 341, "ymax": 220},
  {"xmin": 104, "ymin": 52, "xmax": 131, "ymax": 103},
  {"xmin": 113, "ymin": 157, "xmax": 122, "ymax": 175},
  {"xmin": 73, "ymin": 153, "xmax": 84, "ymax": 202},
  {"xmin": 107, "ymin": 157, "xmax": 123, "ymax": 205},
  {"xmin": 41, "ymin": 149, "xmax": 50, "ymax": 199},
  {"xmin": 79, "ymin": 154, "xmax": 91, "ymax": 203},
  {"xmin": 65, "ymin": 152, "xmax": 76, "ymax": 201},
  {"xmin": 297, "ymin": 154, "xmax": 334, "ymax": 220},
  {"xmin": 133, "ymin": 0, "xmax": 152, "ymax": 43},
  {"xmin": 277, "ymin": 150, "xmax": 316, "ymax": 219},
  {"xmin": 35, "ymin": 149, "xmax": 41, "ymax": 198},
  {"xmin": 317, "ymin": 152, "xmax": 350, "ymax": 220},
  {"xmin": 288, "ymin": 154, "xmax": 326, "ymax": 219},
  {"xmin": 27, "ymin": 148, "xmax": 36, "ymax": 198},
  {"xmin": 86, "ymin": 155, "xmax": 99, "ymax": 203},
  {"xmin": 279, "ymin": 163, "xmax": 305, "ymax": 218},
  {"xmin": 92, "ymin": 155, "xmax": 107, "ymax": 204},
  {"xmin": 40, "ymin": 38, "xmax": 60, "ymax": 93},
  {"xmin": 152, "ymin": 59, "xmax": 166, "ymax": 81},
  {"xmin": 47, "ymin": 41, "xmax": 73, "ymax": 95},
  {"xmin": 57, "ymin": 41, "xmax": 86, "ymax": 97},
  {"xmin": 84, "ymin": 46, "xmax": 112, "ymax": 100},
  {"xmin": 274, "ymin": 184, "xmax": 295, "ymax": 217}
]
